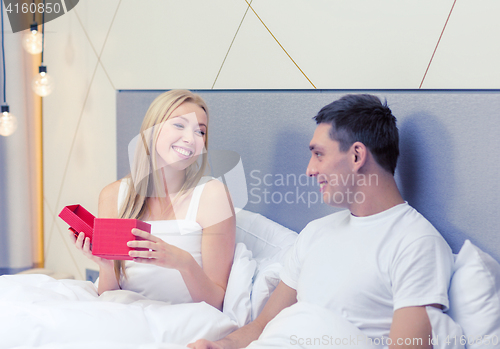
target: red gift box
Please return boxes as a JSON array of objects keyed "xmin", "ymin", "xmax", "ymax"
[
  {"xmin": 92, "ymin": 219, "xmax": 150, "ymax": 260},
  {"xmin": 59, "ymin": 204, "xmax": 151, "ymax": 260}
]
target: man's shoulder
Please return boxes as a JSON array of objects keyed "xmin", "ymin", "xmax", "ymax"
[
  {"xmin": 388, "ymin": 204, "xmax": 452, "ymax": 259},
  {"xmin": 395, "ymin": 203, "xmax": 443, "ymax": 238}
]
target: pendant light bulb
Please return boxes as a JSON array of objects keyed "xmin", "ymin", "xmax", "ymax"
[
  {"xmin": 0, "ymin": 105, "xmax": 17, "ymax": 137},
  {"xmin": 32, "ymin": 65, "xmax": 54, "ymax": 96},
  {"xmin": 22, "ymin": 23, "xmax": 43, "ymax": 55}
]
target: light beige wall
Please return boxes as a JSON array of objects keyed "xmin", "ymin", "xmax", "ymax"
[{"xmin": 42, "ymin": 0, "xmax": 500, "ymax": 279}]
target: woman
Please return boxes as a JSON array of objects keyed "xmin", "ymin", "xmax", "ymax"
[{"xmin": 71, "ymin": 90, "xmax": 236, "ymax": 310}]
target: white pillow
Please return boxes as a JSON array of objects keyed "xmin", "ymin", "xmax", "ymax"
[
  {"xmin": 222, "ymin": 242, "xmax": 257, "ymax": 327},
  {"xmin": 250, "ymin": 260, "xmax": 282, "ymax": 321},
  {"xmin": 233, "ymin": 209, "xmax": 298, "ymax": 320},
  {"xmin": 426, "ymin": 306, "xmax": 464, "ymax": 349},
  {"xmin": 447, "ymin": 240, "xmax": 500, "ymax": 349},
  {"xmin": 234, "ymin": 209, "xmax": 297, "ymax": 263}
]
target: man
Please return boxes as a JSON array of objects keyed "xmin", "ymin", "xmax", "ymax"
[{"xmin": 189, "ymin": 94, "xmax": 454, "ymax": 349}]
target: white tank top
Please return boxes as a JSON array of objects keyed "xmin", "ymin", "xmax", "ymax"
[{"xmin": 117, "ymin": 177, "xmax": 210, "ymax": 304}]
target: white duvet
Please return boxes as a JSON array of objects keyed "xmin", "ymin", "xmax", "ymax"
[
  {"xmin": 0, "ymin": 274, "xmax": 237, "ymax": 349},
  {"xmin": 0, "ymin": 272, "xmax": 380, "ymax": 349},
  {"xmin": 0, "ymin": 241, "xmax": 257, "ymax": 349},
  {"xmin": 0, "ymin": 210, "xmax": 300, "ymax": 349}
]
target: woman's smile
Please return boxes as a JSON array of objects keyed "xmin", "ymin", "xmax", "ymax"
[{"xmin": 172, "ymin": 145, "xmax": 193, "ymax": 159}]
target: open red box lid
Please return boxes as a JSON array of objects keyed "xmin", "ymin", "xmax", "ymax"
[
  {"xmin": 59, "ymin": 204, "xmax": 151, "ymax": 260},
  {"xmin": 58, "ymin": 205, "xmax": 95, "ymax": 242}
]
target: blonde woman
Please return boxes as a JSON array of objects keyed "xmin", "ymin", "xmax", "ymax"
[{"xmin": 71, "ymin": 90, "xmax": 236, "ymax": 311}]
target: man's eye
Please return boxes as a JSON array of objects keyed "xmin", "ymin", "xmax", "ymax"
[{"xmin": 315, "ymin": 152, "xmax": 322, "ymax": 157}]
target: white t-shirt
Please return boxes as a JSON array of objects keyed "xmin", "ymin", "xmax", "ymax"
[
  {"xmin": 280, "ymin": 202, "xmax": 454, "ymax": 341},
  {"xmin": 116, "ymin": 177, "xmax": 210, "ymax": 304}
]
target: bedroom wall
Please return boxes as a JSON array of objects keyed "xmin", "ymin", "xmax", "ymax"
[{"xmin": 41, "ymin": 0, "xmax": 500, "ymax": 280}]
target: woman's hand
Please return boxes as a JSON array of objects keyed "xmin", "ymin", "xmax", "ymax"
[
  {"xmin": 127, "ymin": 228, "xmax": 192, "ymax": 270},
  {"xmin": 69, "ymin": 229, "xmax": 113, "ymax": 269}
]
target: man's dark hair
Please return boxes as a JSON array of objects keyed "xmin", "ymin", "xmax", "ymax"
[{"xmin": 314, "ymin": 94, "xmax": 399, "ymax": 175}]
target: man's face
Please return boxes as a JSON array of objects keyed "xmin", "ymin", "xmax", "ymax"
[{"xmin": 306, "ymin": 123, "xmax": 352, "ymax": 207}]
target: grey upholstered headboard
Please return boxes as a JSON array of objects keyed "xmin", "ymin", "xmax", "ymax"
[{"xmin": 117, "ymin": 90, "xmax": 500, "ymax": 262}]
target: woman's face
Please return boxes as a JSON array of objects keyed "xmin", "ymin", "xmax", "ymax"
[{"xmin": 155, "ymin": 102, "xmax": 207, "ymax": 171}]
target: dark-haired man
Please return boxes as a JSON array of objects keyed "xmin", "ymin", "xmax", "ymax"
[{"xmin": 190, "ymin": 94, "xmax": 454, "ymax": 349}]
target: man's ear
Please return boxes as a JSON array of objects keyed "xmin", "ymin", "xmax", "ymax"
[{"xmin": 351, "ymin": 142, "xmax": 367, "ymax": 172}]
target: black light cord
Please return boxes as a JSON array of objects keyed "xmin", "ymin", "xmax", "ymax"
[
  {"xmin": 41, "ymin": 0, "xmax": 45, "ymax": 64},
  {"xmin": 1, "ymin": 0, "xmax": 6, "ymax": 104}
]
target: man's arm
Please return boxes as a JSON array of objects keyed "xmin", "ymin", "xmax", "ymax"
[
  {"xmin": 389, "ymin": 305, "xmax": 439, "ymax": 349},
  {"xmin": 188, "ymin": 281, "xmax": 298, "ymax": 349}
]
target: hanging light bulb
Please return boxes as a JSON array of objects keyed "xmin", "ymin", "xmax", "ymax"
[
  {"xmin": 22, "ymin": 23, "xmax": 43, "ymax": 54},
  {"xmin": 30, "ymin": 1, "xmax": 55, "ymax": 98},
  {"xmin": 0, "ymin": 105, "xmax": 17, "ymax": 137},
  {"xmin": 32, "ymin": 65, "xmax": 54, "ymax": 96}
]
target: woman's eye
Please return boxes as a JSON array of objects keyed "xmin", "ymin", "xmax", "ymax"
[
  {"xmin": 196, "ymin": 130, "xmax": 206, "ymax": 136},
  {"xmin": 173, "ymin": 123, "xmax": 184, "ymax": 129}
]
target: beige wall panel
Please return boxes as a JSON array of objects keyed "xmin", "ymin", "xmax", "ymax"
[
  {"xmin": 44, "ymin": 63, "xmax": 116, "ymax": 279},
  {"xmin": 43, "ymin": 12, "xmax": 99, "ymax": 220},
  {"xmin": 419, "ymin": 1, "xmax": 500, "ymax": 88},
  {"xmin": 249, "ymin": 0, "xmax": 455, "ymax": 89},
  {"xmin": 213, "ymin": 3, "xmax": 313, "ymax": 89},
  {"xmin": 43, "ymin": 3, "xmax": 117, "ymax": 278},
  {"xmin": 100, "ymin": 0, "xmax": 249, "ymax": 89},
  {"xmin": 69, "ymin": 0, "xmax": 121, "ymax": 58}
]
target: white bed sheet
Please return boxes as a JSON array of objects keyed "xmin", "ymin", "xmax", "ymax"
[
  {"xmin": 0, "ymin": 210, "xmax": 298, "ymax": 348},
  {"xmin": 0, "ymin": 274, "xmax": 237, "ymax": 348},
  {"xmin": 4, "ymin": 209, "xmax": 497, "ymax": 349}
]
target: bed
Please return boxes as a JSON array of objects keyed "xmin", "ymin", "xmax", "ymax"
[
  {"xmin": 0, "ymin": 209, "xmax": 297, "ymax": 349},
  {"xmin": 1, "ymin": 208, "xmax": 500, "ymax": 348}
]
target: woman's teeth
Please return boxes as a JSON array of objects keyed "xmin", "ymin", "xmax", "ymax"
[{"xmin": 173, "ymin": 146, "xmax": 192, "ymax": 157}]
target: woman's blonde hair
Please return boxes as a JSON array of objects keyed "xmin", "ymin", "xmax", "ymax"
[{"xmin": 114, "ymin": 90, "xmax": 209, "ymax": 280}]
